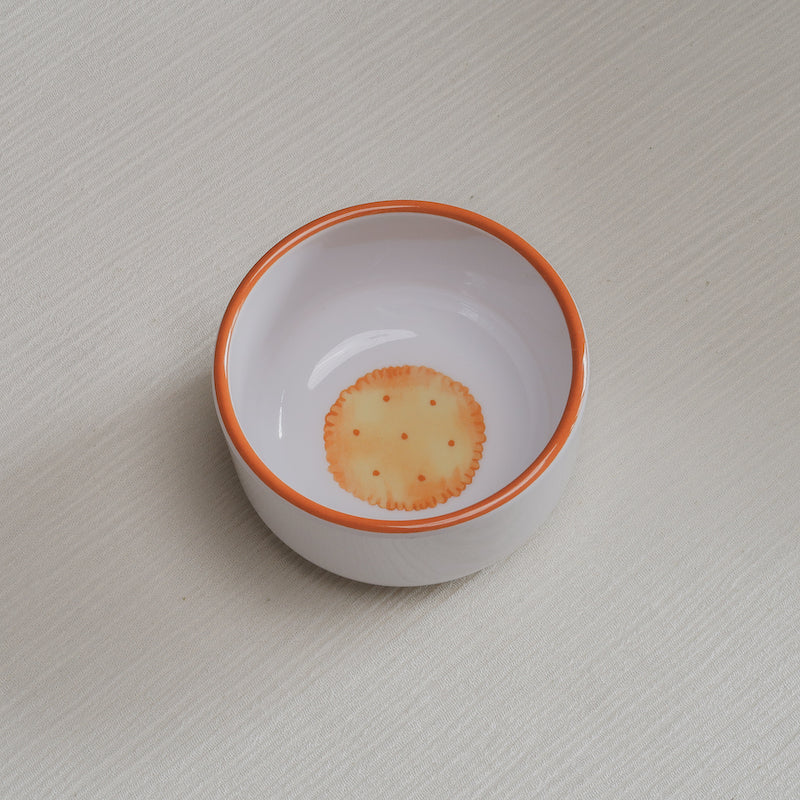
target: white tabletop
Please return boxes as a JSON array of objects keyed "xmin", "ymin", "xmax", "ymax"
[{"xmin": 3, "ymin": 1, "xmax": 799, "ymax": 797}]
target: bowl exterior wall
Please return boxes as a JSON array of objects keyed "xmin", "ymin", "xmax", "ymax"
[{"xmin": 215, "ymin": 385, "xmax": 585, "ymax": 586}]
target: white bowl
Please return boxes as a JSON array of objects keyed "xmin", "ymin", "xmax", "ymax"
[{"xmin": 214, "ymin": 201, "xmax": 587, "ymax": 586}]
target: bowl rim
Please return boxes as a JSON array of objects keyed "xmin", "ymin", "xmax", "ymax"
[{"xmin": 214, "ymin": 200, "xmax": 587, "ymax": 533}]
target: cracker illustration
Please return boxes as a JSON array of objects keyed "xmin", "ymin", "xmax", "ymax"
[{"xmin": 324, "ymin": 365, "xmax": 486, "ymax": 511}]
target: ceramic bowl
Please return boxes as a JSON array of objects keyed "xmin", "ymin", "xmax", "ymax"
[{"xmin": 213, "ymin": 201, "xmax": 587, "ymax": 586}]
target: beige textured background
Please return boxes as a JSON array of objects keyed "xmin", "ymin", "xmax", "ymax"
[{"xmin": 2, "ymin": 1, "xmax": 799, "ymax": 797}]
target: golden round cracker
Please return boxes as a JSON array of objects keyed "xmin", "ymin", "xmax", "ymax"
[{"xmin": 324, "ymin": 365, "xmax": 486, "ymax": 511}]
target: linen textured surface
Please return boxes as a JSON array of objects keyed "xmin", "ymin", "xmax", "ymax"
[{"xmin": 2, "ymin": 1, "xmax": 799, "ymax": 797}]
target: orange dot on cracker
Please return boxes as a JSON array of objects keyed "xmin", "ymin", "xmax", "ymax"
[{"xmin": 323, "ymin": 365, "xmax": 486, "ymax": 511}]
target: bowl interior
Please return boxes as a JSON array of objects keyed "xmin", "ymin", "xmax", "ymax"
[{"xmin": 225, "ymin": 211, "xmax": 574, "ymax": 521}]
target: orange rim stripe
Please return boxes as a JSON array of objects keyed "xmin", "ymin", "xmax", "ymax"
[{"xmin": 214, "ymin": 200, "xmax": 587, "ymax": 533}]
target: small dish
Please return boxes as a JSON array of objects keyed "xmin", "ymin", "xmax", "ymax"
[{"xmin": 214, "ymin": 200, "xmax": 587, "ymax": 585}]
